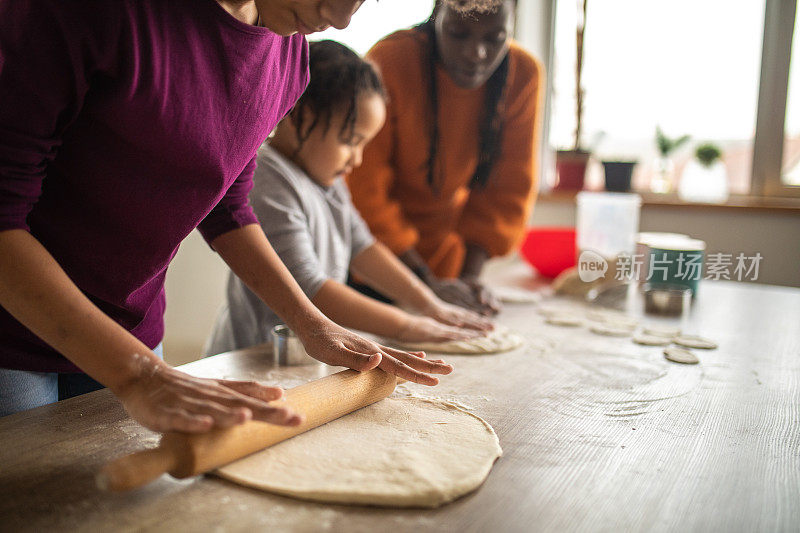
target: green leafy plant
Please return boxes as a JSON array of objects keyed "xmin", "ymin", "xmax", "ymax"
[
  {"xmin": 695, "ymin": 143, "xmax": 723, "ymax": 167},
  {"xmin": 655, "ymin": 126, "xmax": 690, "ymax": 157}
]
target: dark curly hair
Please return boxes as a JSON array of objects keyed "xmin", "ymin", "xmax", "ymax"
[
  {"xmin": 290, "ymin": 40, "xmax": 386, "ymax": 150},
  {"xmin": 416, "ymin": 0, "xmax": 516, "ymax": 191}
]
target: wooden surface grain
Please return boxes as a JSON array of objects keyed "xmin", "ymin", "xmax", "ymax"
[{"xmin": 1, "ymin": 262, "xmax": 798, "ymax": 532}]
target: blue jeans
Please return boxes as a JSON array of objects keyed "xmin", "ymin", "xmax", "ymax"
[{"xmin": 0, "ymin": 343, "xmax": 163, "ymax": 417}]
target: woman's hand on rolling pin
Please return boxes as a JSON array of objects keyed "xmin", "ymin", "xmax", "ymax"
[
  {"xmin": 421, "ymin": 299, "xmax": 494, "ymax": 333},
  {"xmin": 395, "ymin": 315, "xmax": 481, "ymax": 344},
  {"xmin": 296, "ymin": 319, "xmax": 453, "ymax": 385},
  {"xmin": 114, "ymin": 358, "xmax": 304, "ymax": 433}
]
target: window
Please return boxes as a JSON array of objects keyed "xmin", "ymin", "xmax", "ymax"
[
  {"xmin": 311, "ymin": 0, "xmax": 435, "ymax": 55},
  {"xmin": 782, "ymin": 3, "xmax": 800, "ymax": 187},
  {"xmin": 548, "ymin": 0, "xmax": 766, "ymax": 195}
]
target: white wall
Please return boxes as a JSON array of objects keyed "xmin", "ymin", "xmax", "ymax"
[{"xmin": 163, "ymin": 231, "xmax": 228, "ymax": 366}]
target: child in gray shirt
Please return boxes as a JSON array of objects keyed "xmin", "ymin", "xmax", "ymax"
[{"xmin": 207, "ymin": 41, "xmax": 492, "ymax": 356}]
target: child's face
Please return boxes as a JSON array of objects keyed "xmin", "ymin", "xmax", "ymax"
[
  {"xmin": 293, "ymin": 92, "xmax": 386, "ymax": 187},
  {"xmin": 255, "ymin": 0, "xmax": 365, "ymax": 35}
]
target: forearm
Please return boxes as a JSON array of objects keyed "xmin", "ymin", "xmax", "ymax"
[
  {"xmin": 350, "ymin": 243, "xmax": 437, "ymax": 311},
  {"xmin": 312, "ymin": 279, "xmax": 410, "ymax": 338},
  {"xmin": 398, "ymin": 248, "xmax": 437, "ymax": 282},
  {"xmin": 211, "ymin": 224, "xmax": 328, "ymax": 331},
  {"xmin": 460, "ymin": 243, "xmax": 490, "ymax": 280},
  {"xmin": 0, "ymin": 229, "xmax": 160, "ymax": 391},
  {"xmin": 210, "ymin": 226, "xmax": 452, "ymax": 386}
]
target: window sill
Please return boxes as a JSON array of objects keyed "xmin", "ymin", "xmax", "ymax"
[{"xmin": 537, "ymin": 190, "xmax": 800, "ymax": 214}]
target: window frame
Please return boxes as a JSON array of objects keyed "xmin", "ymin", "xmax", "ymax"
[
  {"xmin": 522, "ymin": 0, "xmax": 799, "ymax": 198},
  {"xmin": 753, "ymin": 0, "xmax": 798, "ymax": 197}
]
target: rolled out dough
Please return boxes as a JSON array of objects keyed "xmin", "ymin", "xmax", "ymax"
[
  {"xmin": 215, "ymin": 397, "xmax": 502, "ymax": 508},
  {"xmin": 391, "ymin": 326, "xmax": 524, "ymax": 354}
]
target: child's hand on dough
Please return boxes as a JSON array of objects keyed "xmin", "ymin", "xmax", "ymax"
[
  {"xmin": 422, "ymin": 299, "xmax": 494, "ymax": 333},
  {"xmin": 395, "ymin": 315, "xmax": 481, "ymax": 344},
  {"xmin": 296, "ymin": 317, "xmax": 454, "ymax": 385}
]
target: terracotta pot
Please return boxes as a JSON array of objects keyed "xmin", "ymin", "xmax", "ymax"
[{"xmin": 555, "ymin": 150, "xmax": 590, "ymax": 191}]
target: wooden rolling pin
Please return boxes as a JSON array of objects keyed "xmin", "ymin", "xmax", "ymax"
[{"xmin": 98, "ymin": 368, "xmax": 397, "ymax": 492}]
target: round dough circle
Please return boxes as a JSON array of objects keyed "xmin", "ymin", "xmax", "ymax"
[
  {"xmin": 536, "ymin": 304, "xmax": 584, "ymax": 318},
  {"xmin": 590, "ymin": 323, "xmax": 634, "ymax": 337},
  {"xmin": 587, "ymin": 310, "xmax": 639, "ymax": 329},
  {"xmin": 393, "ymin": 326, "xmax": 524, "ymax": 355},
  {"xmin": 215, "ymin": 397, "xmax": 502, "ymax": 508},
  {"xmin": 664, "ymin": 346, "xmax": 699, "ymax": 364},
  {"xmin": 674, "ymin": 335, "xmax": 718, "ymax": 350},
  {"xmin": 633, "ymin": 333, "xmax": 672, "ymax": 346},
  {"xmin": 545, "ymin": 315, "xmax": 584, "ymax": 327},
  {"xmin": 642, "ymin": 324, "xmax": 681, "ymax": 338},
  {"xmin": 492, "ymin": 286, "xmax": 542, "ymax": 304}
]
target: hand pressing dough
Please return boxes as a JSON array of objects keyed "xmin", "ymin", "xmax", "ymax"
[
  {"xmin": 392, "ymin": 326, "xmax": 524, "ymax": 355},
  {"xmin": 215, "ymin": 397, "xmax": 502, "ymax": 508}
]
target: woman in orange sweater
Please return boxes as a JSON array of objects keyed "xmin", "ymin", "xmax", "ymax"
[{"xmin": 347, "ymin": 0, "xmax": 543, "ymax": 316}]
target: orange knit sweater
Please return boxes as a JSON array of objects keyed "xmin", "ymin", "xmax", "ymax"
[{"xmin": 347, "ymin": 29, "xmax": 544, "ymax": 278}]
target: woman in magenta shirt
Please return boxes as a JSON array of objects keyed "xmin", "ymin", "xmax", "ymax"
[{"xmin": 0, "ymin": 0, "xmax": 455, "ymax": 431}]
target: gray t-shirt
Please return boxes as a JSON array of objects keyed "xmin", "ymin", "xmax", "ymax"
[{"xmin": 205, "ymin": 143, "xmax": 375, "ymax": 354}]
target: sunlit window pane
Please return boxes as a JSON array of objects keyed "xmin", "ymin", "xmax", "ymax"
[
  {"xmin": 550, "ymin": 0, "xmax": 765, "ymax": 194},
  {"xmin": 311, "ymin": 0, "xmax": 435, "ymax": 55}
]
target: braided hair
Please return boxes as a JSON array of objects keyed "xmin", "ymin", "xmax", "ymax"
[
  {"xmin": 416, "ymin": 0, "xmax": 513, "ymax": 192},
  {"xmin": 290, "ymin": 40, "xmax": 386, "ymax": 151}
]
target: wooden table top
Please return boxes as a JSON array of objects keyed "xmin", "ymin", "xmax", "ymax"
[{"xmin": 2, "ymin": 262, "xmax": 799, "ymax": 532}]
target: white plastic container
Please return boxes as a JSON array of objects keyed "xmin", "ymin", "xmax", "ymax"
[{"xmin": 576, "ymin": 192, "xmax": 642, "ymax": 258}]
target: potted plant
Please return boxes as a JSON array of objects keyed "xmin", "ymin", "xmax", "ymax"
[
  {"xmin": 554, "ymin": 0, "xmax": 590, "ymax": 191},
  {"xmin": 651, "ymin": 126, "xmax": 690, "ymax": 193},
  {"xmin": 601, "ymin": 159, "xmax": 637, "ymax": 192},
  {"xmin": 677, "ymin": 143, "xmax": 729, "ymax": 203}
]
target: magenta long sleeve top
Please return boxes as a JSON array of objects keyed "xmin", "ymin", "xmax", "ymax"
[{"xmin": 0, "ymin": 0, "xmax": 309, "ymax": 372}]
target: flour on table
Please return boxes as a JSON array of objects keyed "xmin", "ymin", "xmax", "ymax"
[
  {"xmin": 215, "ymin": 397, "xmax": 502, "ymax": 508},
  {"xmin": 389, "ymin": 326, "xmax": 523, "ymax": 355}
]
